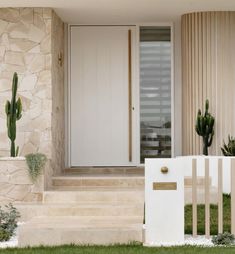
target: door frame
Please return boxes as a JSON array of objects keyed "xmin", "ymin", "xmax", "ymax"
[{"xmin": 65, "ymin": 23, "xmax": 174, "ymax": 168}]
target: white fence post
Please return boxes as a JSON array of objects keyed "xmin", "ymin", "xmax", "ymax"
[
  {"xmin": 205, "ymin": 158, "xmax": 210, "ymax": 238},
  {"xmin": 218, "ymin": 158, "xmax": 223, "ymax": 234},
  {"xmin": 231, "ymin": 158, "xmax": 235, "ymax": 234},
  {"xmin": 192, "ymin": 158, "xmax": 197, "ymax": 237}
]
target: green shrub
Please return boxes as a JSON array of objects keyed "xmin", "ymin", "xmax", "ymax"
[
  {"xmin": 25, "ymin": 153, "xmax": 47, "ymax": 182},
  {"xmin": 0, "ymin": 203, "xmax": 20, "ymax": 242},
  {"xmin": 221, "ymin": 135, "xmax": 235, "ymax": 156},
  {"xmin": 0, "ymin": 229, "xmax": 11, "ymax": 242},
  {"xmin": 212, "ymin": 232, "xmax": 235, "ymax": 246}
]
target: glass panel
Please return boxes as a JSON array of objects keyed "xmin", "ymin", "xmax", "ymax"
[{"xmin": 140, "ymin": 27, "xmax": 171, "ymax": 163}]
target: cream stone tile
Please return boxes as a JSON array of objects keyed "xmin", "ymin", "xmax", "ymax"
[
  {"xmin": 45, "ymin": 19, "xmax": 51, "ymax": 34},
  {"xmin": 6, "ymin": 184, "xmax": 30, "ymax": 201},
  {"xmin": 34, "ymin": 13, "xmax": 46, "ymax": 31},
  {"xmin": 40, "ymin": 34, "xmax": 51, "ymax": 53},
  {"xmin": 29, "ymin": 101, "xmax": 42, "ymax": 119},
  {"xmin": 28, "ymin": 131, "xmax": 41, "ymax": 146},
  {"xmin": 19, "ymin": 93, "xmax": 33, "ymax": 110},
  {"xmin": 0, "ymin": 8, "xmax": 20, "ymax": 23},
  {"xmin": 23, "ymin": 192, "xmax": 42, "ymax": 202},
  {"xmin": 0, "ymin": 183, "xmax": 13, "ymax": 195},
  {"xmin": 1, "ymin": 33, "xmax": 10, "ymax": 49},
  {"xmin": 8, "ymin": 22, "xmax": 46, "ymax": 43},
  {"xmin": 28, "ymin": 44, "xmax": 40, "ymax": 53},
  {"xmin": 21, "ymin": 142, "xmax": 37, "ymax": 155},
  {"xmin": 26, "ymin": 54, "xmax": 45, "ymax": 73},
  {"xmin": 0, "ymin": 78, "xmax": 11, "ymax": 91},
  {"xmin": 34, "ymin": 88, "xmax": 46, "ymax": 99},
  {"xmin": 1, "ymin": 63, "xmax": 26, "ymax": 73},
  {"xmin": 20, "ymin": 8, "xmax": 33, "ymax": 24},
  {"xmin": 19, "ymin": 74, "xmax": 37, "ymax": 91},
  {"xmin": 43, "ymin": 8, "xmax": 52, "ymax": 19},
  {"xmin": 42, "ymin": 99, "xmax": 52, "ymax": 111},
  {"xmin": 38, "ymin": 70, "xmax": 51, "ymax": 83},
  {"xmin": 0, "ymin": 173, "xmax": 10, "ymax": 183},
  {"xmin": 9, "ymin": 169, "xmax": 32, "ymax": 184},
  {"xmin": 0, "ymin": 45, "xmax": 5, "ymax": 60},
  {"xmin": 39, "ymin": 141, "xmax": 52, "ymax": 156},
  {"xmin": 0, "ymin": 20, "xmax": 8, "ymax": 35},
  {"xmin": 28, "ymin": 24, "xmax": 46, "ymax": 43},
  {"xmin": 9, "ymin": 38, "xmax": 37, "ymax": 52},
  {"xmin": 7, "ymin": 21, "xmax": 30, "ymax": 39},
  {"xmin": 34, "ymin": 8, "xmax": 43, "ymax": 15},
  {"xmin": 4, "ymin": 51, "xmax": 25, "ymax": 66},
  {"xmin": 45, "ymin": 54, "xmax": 52, "ymax": 69}
]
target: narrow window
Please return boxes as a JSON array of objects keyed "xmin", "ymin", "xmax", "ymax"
[{"xmin": 140, "ymin": 27, "xmax": 171, "ymax": 163}]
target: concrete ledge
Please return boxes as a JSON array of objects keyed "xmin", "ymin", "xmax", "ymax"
[{"xmin": 0, "ymin": 157, "xmax": 44, "ymax": 203}]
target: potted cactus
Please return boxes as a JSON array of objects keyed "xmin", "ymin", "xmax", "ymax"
[
  {"xmin": 195, "ymin": 99, "xmax": 215, "ymax": 155},
  {"xmin": 5, "ymin": 72, "xmax": 22, "ymax": 157}
]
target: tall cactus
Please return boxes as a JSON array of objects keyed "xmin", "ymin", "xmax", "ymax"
[
  {"xmin": 195, "ymin": 99, "xmax": 215, "ymax": 155},
  {"xmin": 5, "ymin": 73, "xmax": 22, "ymax": 157}
]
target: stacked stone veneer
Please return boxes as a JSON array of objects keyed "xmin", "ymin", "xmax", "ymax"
[{"xmin": 0, "ymin": 8, "xmax": 65, "ymax": 199}]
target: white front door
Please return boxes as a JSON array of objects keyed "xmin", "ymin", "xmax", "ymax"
[{"xmin": 70, "ymin": 26, "xmax": 136, "ymax": 166}]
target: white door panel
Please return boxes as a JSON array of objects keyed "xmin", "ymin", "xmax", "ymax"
[{"xmin": 70, "ymin": 26, "xmax": 136, "ymax": 166}]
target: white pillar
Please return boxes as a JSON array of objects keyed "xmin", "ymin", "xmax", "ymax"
[{"xmin": 145, "ymin": 158, "xmax": 184, "ymax": 246}]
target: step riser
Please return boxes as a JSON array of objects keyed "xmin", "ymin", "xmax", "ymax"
[
  {"xmin": 64, "ymin": 167, "xmax": 144, "ymax": 175},
  {"xmin": 52, "ymin": 178, "xmax": 144, "ymax": 188},
  {"xmin": 16, "ymin": 206, "xmax": 144, "ymax": 221},
  {"xmin": 43, "ymin": 191, "xmax": 145, "ymax": 204},
  {"xmin": 19, "ymin": 227, "xmax": 142, "ymax": 247},
  {"xmin": 184, "ymin": 177, "xmax": 212, "ymax": 187}
]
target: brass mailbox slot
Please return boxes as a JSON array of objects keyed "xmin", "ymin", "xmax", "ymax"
[
  {"xmin": 161, "ymin": 166, "xmax": 169, "ymax": 174},
  {"xmin": 153, "ymin": 182, "xmax": 177, "ymax": 190}
]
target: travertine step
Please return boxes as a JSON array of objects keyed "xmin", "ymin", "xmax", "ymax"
[
  {"xmin": 184, "ymin": 176, "xmax": 212, "ymax": 188},
  {"xmin": 52, "ymin": 174, "xmax": 144, "ymax": 188},
  {"xmin": 18, "ymin": 216, "xmax": 143, "ymax": 247},
  {"xmin": 15, "ymin": 202, "xmax": 144, "ymax": 221},
  {"xmin": 185, "ymin": 186, "xmax": 218, "ymax": 204},
  {"xmin": 64, "ymin": 167, "xmax": 144, "ymax": 175},
  {"xmin": 43, "ymin": 189, "xmax": 144, "ymax": 204}
]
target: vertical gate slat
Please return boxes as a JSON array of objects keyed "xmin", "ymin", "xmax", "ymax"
[
  {"xmin": 205, "ymin": 158, "xmax": 210, "ymax": 238},
  {"xmin": 192, "ymin": 158, "xmax": 197, "ymax": 237},
  {"xmin": 231, "ymin": 158, "xmax": 235, "ymax": 234},
  {"xmin": 218, "ymin": 158, "xmax": 223, "ymax": 234}
]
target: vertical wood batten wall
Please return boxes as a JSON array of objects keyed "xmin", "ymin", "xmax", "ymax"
[{"xmin": 182, "ymin": 12, "xmax": 235, "ymax": 155}]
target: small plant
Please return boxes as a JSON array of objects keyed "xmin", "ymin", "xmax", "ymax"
[
  {"xmin": 5, "ymin": 72, "xmax": 22, "ymax": 157},
  {"xmin": 212, "ymin": 232, "xmax": 235, "ymax": 246},
  {"xmin": 0, "ymin": 203, "xmax": 20, "ymax": 242},
  {"xmin": 25, "ymin": 153, "xmax": 47, "ymax": 182},
  {"xmin": 221, "ymin": 135, "xmax": 235, "ymax": 156},
  {"xmin": 195, "ymin": 99, "xmax": 215, "ymax": 155}
]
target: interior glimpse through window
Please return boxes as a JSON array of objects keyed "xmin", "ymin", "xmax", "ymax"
[{"xmin": 140, "ymin": 27, "xmax": 171, "ymax": 163}]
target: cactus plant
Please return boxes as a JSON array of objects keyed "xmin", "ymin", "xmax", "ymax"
[
  {"xmin": 221, "ymin": 135, "xmax": 235, "ymax": 156},
  {"xmin": 5, "ymin": 73, "xmax": 22, "ymax": 157},
  {"xmin": 195, "ymin": 99, "xmax": 215, "ymax": 155}
]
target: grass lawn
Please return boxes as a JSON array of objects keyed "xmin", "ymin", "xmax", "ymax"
[
  {"xmin": 185, "ymin": 194, "xmax": 231, "ymax": 234},
  {"xmin": 1, "ymin": 245, "xmax": 235, "ymax": 254}
]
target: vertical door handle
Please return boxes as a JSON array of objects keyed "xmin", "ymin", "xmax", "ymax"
[{"xmin": 128, "ymin": 29, "xmax": 132, "ymax": 162}]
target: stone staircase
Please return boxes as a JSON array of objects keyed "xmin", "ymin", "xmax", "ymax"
[
  {"xmin": 17, "ymin": 167, "xmax": 145, "ymax": 247},
  {"xmin": 17, "ymin": 167, "xmax": 218, "ymax": 246}
]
